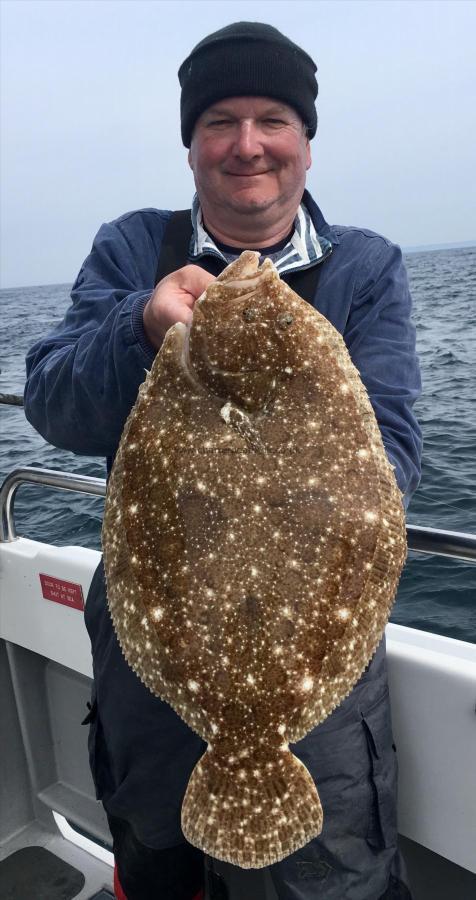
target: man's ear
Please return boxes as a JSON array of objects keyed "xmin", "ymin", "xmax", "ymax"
[
  {"xmin": 306, "ymin": 139, "xmax": 312, "ymax": 172},
  {"xmin": 188, "ymin": 149, "xmax": 193, "ymax": 171}
]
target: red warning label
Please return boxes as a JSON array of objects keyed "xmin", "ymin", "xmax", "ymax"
[{"xmin": 39, "ymin": 574, "xmax": 85, "ymax": 611}]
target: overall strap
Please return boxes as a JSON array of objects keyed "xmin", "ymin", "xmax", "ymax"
[
  {"xmin": 154, "ymin": 209, "xmax": 325, "ymax": 304},
  {"xmin": 282, "ymin": 264, "xmax": 323, "ymax": 306},
  {"xmin": 154, "ymin": 210, "xmax": 193, "ymax": 284}
]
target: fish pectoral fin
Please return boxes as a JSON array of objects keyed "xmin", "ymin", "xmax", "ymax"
[{"xmin": 220, "ymin": 401, "xmax": 265, "ymax": 452}]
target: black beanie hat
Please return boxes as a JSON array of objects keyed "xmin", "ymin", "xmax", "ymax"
[{"xmin": 178, "ymin": 21, "xmax": 318, "ymax": 148}]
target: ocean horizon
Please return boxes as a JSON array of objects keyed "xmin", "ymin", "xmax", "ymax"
[{"xmin": 2, "ymin": 240, "xmax": 476, "ymax": 292}]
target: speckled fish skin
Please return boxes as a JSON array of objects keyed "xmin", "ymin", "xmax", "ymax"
[{"xmin": 102, "ymin": 251, "xmax": 407, "ymax": 869}]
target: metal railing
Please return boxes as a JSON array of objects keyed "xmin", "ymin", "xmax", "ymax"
[
  {"xmin": 0, "ymin": 466, "xmax": 475, "ymax": 562},
  {"xmin": 0, "ymin": 468, "xmax": 106, "ymax": 542},
  {"xmin": 0, "ymin": 392, "xmax": 24, "ymax": 407},
  {"xmin": 405, "ymin": 524, "xmax": 476, "ymax": 563}
]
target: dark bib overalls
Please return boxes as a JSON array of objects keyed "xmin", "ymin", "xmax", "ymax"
[{"xmin": 84, "ymin": 212, "xmax": 412, "ymax": 900}]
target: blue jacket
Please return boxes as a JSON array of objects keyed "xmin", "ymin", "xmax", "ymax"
[
  {"xmin": 23, "ymin": 196, "xmax": 422, "ymax": 884},
  {"xmin": 24, "ymin": 191, "xmax": 422, "ymax": 505}
]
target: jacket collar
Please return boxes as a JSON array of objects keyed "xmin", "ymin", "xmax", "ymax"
[
  {"xmin": 302, "ymin": 189, "xmax": 340, "ymax": 246},
  {"xmin": 189, "ymin": 189, "xmax": 336, "ymax": 271}
]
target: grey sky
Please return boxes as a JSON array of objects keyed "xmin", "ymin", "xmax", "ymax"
[{"xmin": 1, "ymin": 0, "xmax": 475, "ymax": 288}]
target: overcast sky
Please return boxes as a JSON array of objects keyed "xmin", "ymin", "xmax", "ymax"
[{"xmin": 1, "ymin": 0, "xmax": 475, "ymax": 288}]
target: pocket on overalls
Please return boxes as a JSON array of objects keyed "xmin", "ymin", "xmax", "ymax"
[
  {"xmin": 82, "ymin": 687, "xmax": 113, "ymax": 801},
  {"xmin": 361, "ymin": 687, "xmax": 399, "ymax": 851}
]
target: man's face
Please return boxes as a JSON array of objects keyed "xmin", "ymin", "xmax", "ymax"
[{"xmin": 188, "ymin": 96, "xmax": 312, "ymax": 226}]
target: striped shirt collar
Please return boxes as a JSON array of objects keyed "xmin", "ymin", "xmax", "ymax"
[{"xmin": 189, "ymin": 193, "xmax": 332, "ymax": 274}]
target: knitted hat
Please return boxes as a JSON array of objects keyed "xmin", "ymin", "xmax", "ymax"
[{"xmin": 178, "ymin": 22, "xmax": 318, "ymax": 148}]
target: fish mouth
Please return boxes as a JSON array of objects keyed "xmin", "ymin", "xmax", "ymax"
[
  {"xmin": 221, "ymin": 280, "xmax": 262, "ymax": 293},
  {"xmin": 181, "ymin": 320, "xmax": 199, "ymax": 387}
]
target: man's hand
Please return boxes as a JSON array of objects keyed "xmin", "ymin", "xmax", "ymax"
[{"xmin": 143, "ymin": 265, "xmax": 216, "ymax": 350}]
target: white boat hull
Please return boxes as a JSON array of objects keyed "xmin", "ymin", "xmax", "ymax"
[{"xmin": 1, "ymin": 536, "xmax": 475, "ymax": 894}]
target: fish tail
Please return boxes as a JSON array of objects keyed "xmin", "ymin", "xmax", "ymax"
[{"xmin": 181, "ymin": 746, "xmax": 323, "ymax": 869}]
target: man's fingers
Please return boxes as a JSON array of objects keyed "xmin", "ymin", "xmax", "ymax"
[
  {"xmin": 161, "ymin": 265, "xmax": 216, "ymax": 298},
  {"xmin": 144, "ymin": 265, "xmax": 215, "ymax": 350}
]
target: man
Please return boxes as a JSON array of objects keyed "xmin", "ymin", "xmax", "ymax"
[{"xmin": 24, "ymin": 21, "xmax": 421, "ymax": 900}]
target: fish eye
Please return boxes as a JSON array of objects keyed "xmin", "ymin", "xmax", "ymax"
[
  {"xmin": 277, "ymin": 313, "xmax": 294, "ymax": 329},
  {"xmin": 243, "ymin": 308, "xmax": 258, "ymax": 322}
]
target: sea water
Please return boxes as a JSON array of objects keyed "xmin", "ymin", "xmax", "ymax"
[{"xmin": 1, "ymin": 246, "xmax": 475, "ymax": 642}]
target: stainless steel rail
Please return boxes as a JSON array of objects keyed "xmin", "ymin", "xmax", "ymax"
[
  {"xmin": 405, "ymin": 524, "xmax": 476, "ymax": 563},
  {"xmin": 0, "ymin": 393, "xmax": 24, "ymax": 406},
  {"xmin": 0, "ymin": 466, "xmax": 475, "ymax": 562},
  {"xmin": 0, "ymin": 467, "xmax": 106, "ymax": 542}
]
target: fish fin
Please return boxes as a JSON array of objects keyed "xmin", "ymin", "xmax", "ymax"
[{"xmin": 181, "ymin": 746, "xmax": 323, "ymax": 869}]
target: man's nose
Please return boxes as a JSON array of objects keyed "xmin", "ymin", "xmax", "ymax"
[{"xmin": 232, "ymin": 121, "xmax": 264, "ymax": 160}]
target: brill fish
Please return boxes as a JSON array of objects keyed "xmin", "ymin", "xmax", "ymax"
[{"xmin": 102, "ymin": 251, "xmax": 407, "ymax": 868}]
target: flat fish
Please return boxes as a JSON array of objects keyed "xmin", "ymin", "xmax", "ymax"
[{"xmin": 102, "ymin": 251, "xmax": 407, "ymax": 868}]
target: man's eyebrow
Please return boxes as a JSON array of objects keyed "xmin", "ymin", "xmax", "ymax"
[
  {"xmin": 203, "ymin": 103, "xmax": 290, "ymax": 117},
  {"xmin": 202, "ymin": 107, "xmax": 234, "ymax": 117}
]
